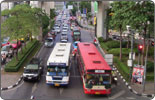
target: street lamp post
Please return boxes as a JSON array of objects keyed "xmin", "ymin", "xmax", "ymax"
[
  {"xmin": 0, "ymin": 2, "xmax": 1, "ymax": 65},
  {"xmin": 126, "ymin": 25, "xmax": 134, "ymax": 84}
]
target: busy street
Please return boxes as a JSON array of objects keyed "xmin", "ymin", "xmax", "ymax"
[{"xmin": 1, "ymin": 1, "xmax": 154, "ymax": 100}]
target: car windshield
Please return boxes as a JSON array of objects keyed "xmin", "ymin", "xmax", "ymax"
[
  {"xmin": 55, "ymin": 27, "xmax": 59, "ymax": 29},
  {"xmin": 46, "ymin": 39, "xmax": 53, "ymax": 42},
  {"xmin": 63, "ymin": 28, "xmax": 67, "ymax": 30},
  {"xmin": 85, "ymin": 74, "xmax": 111, "ymax": 85},
  {"xmin": 62, "ymin": 34, "xmax": 67, "ymax": 36},
  {"xmin": 24, "ymin": 69, "xmax": 38, "ymax": 74},
  {"xmin": 1, "ymin": 46, "xmax": 7, "ymax": 51},
  {"xmin": 47, "ymin": 66, "xmax": 68, "ymax": 76},
  {"xmin": 74, "ymin": 43, "xmax": 78, "ymax": 46}
]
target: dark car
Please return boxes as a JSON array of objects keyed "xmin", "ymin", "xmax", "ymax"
[{"xmin": 23, "ymin": 58, "xmax": 43, "ymax": 81}]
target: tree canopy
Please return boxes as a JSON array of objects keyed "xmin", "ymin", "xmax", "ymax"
[
  {"xmin": 1, "ymin": 4, "xmax": 50, "ymax": 40},
  {"xmin": 109, "ymin": 1, "xmax": 154, "ymax": 37}
]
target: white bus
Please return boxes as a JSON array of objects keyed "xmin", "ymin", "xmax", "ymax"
[{"xmin": 46, "ymin": 43, "xmax": 71, "ymax": 86}]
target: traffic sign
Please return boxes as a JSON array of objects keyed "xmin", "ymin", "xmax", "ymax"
[
  {"xmin": 94, "ymin": 17, "xmax": 97, "ymax": 25},
  {"xmin": 68, "ymin": 5, "xmax": 73, "ymax": 10},
  {"xmin": 129, "ymin": 52, "xmax": 135, "ymax": 60},
  {"xmin": 94, "ymin": 1, "xmax": 98, "ymax": 13}
]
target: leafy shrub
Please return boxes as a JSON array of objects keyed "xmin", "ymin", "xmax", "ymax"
[
  {"xmin": 114, "ymin": 57, "xmax": 129, "ymax": 81},
  {"xmin": 108, "ymin": 48, "xmax": 131, "ymax": 56},
  {"xmin": 100, "ymin": 42, "xmax": 109, "ymax": 51},
  {"xmin": 122, "ymin": 41, "xmax": 128, "ymax": 48},
  {"xmin": 43, "ymin": 28, "xmax": 49, "ymax": 37},
  {"xmin": 5, "ymin": 40, "xmax": 38, "ymax": 72},
  {"xmin": 148, "ymin": 47, "xmax": 154, "ymax": 57},
  {"xmin": 147, "ymin": 61, "xmax": 154, "ymax": 72},
  {"xmin": 98, "ymin": 37, "xmax": 104, "ymax": 43},
  {"xmin": 105, "ymin": 41, "xmax": 120, "ymax": 48},
  {"xmin": 50, "ymin": 20, "xmax": 55, "ymax": 29}
]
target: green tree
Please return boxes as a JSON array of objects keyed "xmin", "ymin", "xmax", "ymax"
[
  {"xmin": 1, "ymin": 4, "xmax": 46, "ymax": 60},
  {"xmin": 50, "ymin": 9, "xmax": 56, "ymax": 19},
  {"xmin": 125, "ymin": 1, "xmax": 154, "ymax": 65},
  {"xmin": 66, "ymin": 1, "xmax": 78, "ymax": 16},
  {"xmin": 110, "ymin": 1, "xmax": 131, "ymax": 61},
  {"xmin": 79, "ymin": 1, "xmax": 91, "ymax": 14},
  {"xmin": 32, "ymin": 7, "xmax": 50, "ymax": 38},
  {"xmin": 109, "ymin": 1, "xmax": 154, "ymax": 64}
]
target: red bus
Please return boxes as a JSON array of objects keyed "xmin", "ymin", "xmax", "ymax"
[{"xmin": 76, "ymin": 42, "xmax": 112, "ymax": 95}]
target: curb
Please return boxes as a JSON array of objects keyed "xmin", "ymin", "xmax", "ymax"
[
  {"xmin": 114, "ymin": 66, "xmax": 154, "ymax": 98},
  {"xmin": 1, "ymin": 75, "xmax": 23, "ymax": 91}
]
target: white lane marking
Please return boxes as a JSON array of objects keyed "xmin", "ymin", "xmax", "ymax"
[
  {"xmin": 31, "ymin": 83, "xmax": 38, "ymax": 94},
  {"xmin": 126, "ymin": 97, "xmax": 136, "ymax": 99},
  {"xmin": 59, "ymin": 88, "xmax": 63, "ymax": 95},
  {"xmin": 109, "ymin": 90, "xmax": 125, "ymax": 99},
  {"xmin": 8, "ymin": 86, "xmax": 13, "ymax": 89},
  {"xmin": 30, "ymin": 95, "xmax": 34, "ymax": 99}
]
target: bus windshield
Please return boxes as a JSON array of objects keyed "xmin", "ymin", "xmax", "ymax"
[
  {"xmin": 47, "ymin": 66, "xmax": 68, "ymax": 76},
  {"xmin": 85, "ymin": 74, "xmax": 111, "ymax": 86}
]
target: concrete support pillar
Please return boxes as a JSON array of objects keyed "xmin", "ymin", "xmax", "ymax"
[
  {"xmin": 9, "ymin": 2, "xmax": 14, "ymax": 10},
  {"xmin": 96, "ymin": 1, "xmax": 109, "ymax": 40}
]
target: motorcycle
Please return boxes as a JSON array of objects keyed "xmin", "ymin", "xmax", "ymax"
[{"xmin": 93, "ymin": 38, "xmax": 98, "ymax": 46}]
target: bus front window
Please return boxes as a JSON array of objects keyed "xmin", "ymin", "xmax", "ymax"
[
  {"xmin": 47, "ymin": 66, "xmax": 68, "ymax": 76},
  {"xmin": 86, "ymin": 74, "xmax": 111, "ymax": 87}
]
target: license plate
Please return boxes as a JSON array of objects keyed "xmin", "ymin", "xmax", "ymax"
[
  {"xmin": 55, "ymin": 83, "xmax": 60, "ymax": 86},
  {"xmin": 28, "ymin": 77, "xmax": 32, "ymax": 79},
  {"xmin": 95, "ymin": 92, "xmax": 100, "ymax": 95}
]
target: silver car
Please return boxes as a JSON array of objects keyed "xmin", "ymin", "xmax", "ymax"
[
  {"xmin": 1, "ymin": 45, "xmax": 13, "ymax": 58},
  {"xmin": 60, "ymin": 33, "xmax": 68, "ymax": 42},
  {"xmin": 45, "ymin": 38, "xmax": 54, "ymax": 47},
  {"xmin": 54, "ymin": 27, "xmax": 61, "ymax": 34}
]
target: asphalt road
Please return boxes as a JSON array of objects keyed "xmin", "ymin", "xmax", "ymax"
[{"xmin": 1, "ymin": 24, "xmax": 150, "ymax": 100}]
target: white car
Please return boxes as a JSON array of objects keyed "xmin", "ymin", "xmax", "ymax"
[
  {"xmin": 1, "ymin": 45, "xmax": 13, "ymax": 58},
  {"xmin": 54, "ymin": 27, "xmax": 61, "ymax": 33},
  {"xmin": 62, "ymin": 28, "xmax": 68, "ymax": 32},
  {"xmin": 63, "ymin": 26, "xmax": 68, "ymax": 29},
  {"xmin": 44, "ymin": 37, "xmax": 54, "ymax": 47},
  {"xmin": 60, "ymin": 32, "xmax": 68, "ymax": 42}
]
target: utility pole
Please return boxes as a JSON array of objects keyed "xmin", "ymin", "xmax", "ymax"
[
  {"xmin": 77, "ymin": 2, "xmax": 79, "ymax": 12},
  {"xmin": 130, "ymin": 30, "xmax": 134, "ymax": 84},
  {"xmin": 126, "ymin": 25, "xmax": 134, "ymax": 84},
  {"xmin": 143, "ymin": 39, "xmax": 149, "ymax": 92}
]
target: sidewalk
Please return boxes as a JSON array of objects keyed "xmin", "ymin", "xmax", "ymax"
[
  {"xmin": 1, "ymin": 69, "xmax": 22, "ymax": 88},
  {"xmin": 1, "ymin": 41, "xmax": 43, "ymax": 89},
  {"xmin": 77, "ymin": 19, "xmax": 95, "ymax": 30},
  {"xmin": 131, "ymin": 82, "xmax": 154, "ymax": 95},
  {"xmin": 78, "ymin": 20, "xmax": 155, "ymax": 96}
]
